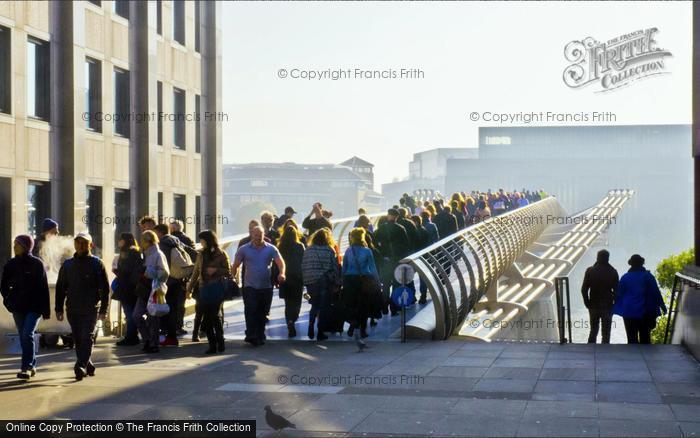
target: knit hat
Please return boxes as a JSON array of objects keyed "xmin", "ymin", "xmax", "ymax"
[
  {"xmin": 14, "ymin": 235, "xmax": 34, "ymax": 253},
  {"xmin": 42, "ymin": 218, "xmax": 58, "ymax": 233}
]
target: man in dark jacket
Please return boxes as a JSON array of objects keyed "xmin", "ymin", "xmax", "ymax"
[
  {"xmin": 1, "ymin": 235, "xmax": 50, "ymax": 379},
  {"xmin": 273, "ymin": 206, "xmax": 297, "ymax": 230},
  {"xmin": 154, "ymin": 224, "xmax": 187, "ymax": 346},
  {"xmin": 374, "ymin": 209, "xmax": 409, "ymax": 315},
  {"xmin": 581, "ymin": 249, "xmax": 619, "ymax": 343},
  {"xmin": 433, "ymin": 205, "xmax": 458, "ymax": 239},
  {"xmin": 55, "ymin": 233, "xmax": 110, "ymax": 381},
  {"xmin": 302, "ymin": 203, "xmax": 333, "ymax": 236},
  {"xmin": 169, "ymin": 220, "xmax": 196, "ymax": 335}
]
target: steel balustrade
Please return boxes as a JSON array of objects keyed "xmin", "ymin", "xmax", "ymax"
[{"xmin": 398, "ymin": 197, "xmax": 567, "ymax": 340}]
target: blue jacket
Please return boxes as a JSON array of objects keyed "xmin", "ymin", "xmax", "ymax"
[
  {"xmin": 613, "ymin": 267, "xmax": 665, "ymax": 319},
  {"xmin": 342, "ymin": 245, "xmax": 379, "ymax": 279}
]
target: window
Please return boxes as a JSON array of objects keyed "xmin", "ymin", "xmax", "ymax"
[
  {"xmin": 114, "ymin": 189, "xmax": 130, "ymax": 250},
  {"xmin": 114, "ymin": 0, "xmax": 129, "ymax": 19},
  {"xmin": 0, "ymin": 178, "xmax": 11, "ymax": 268},
  {"xmin": 114, "ymin": 67, "xmax": 130, "ymax": 137},
  {"xmin": 173, "ymin": 87, "xmax": 185, "ymax": 149},
  {"xmin": 195, "ymin": 195, "xmax": 201, "ymax": 235},
  {"xmin": 194, "ymin": 0, "xmax": 201, "ymax": 52},
  {"xmin": 173, "ymin": 194, "xmax": 186, "ymax": 231},
  {"xmin": 27, "ymin": 181, "xmax": 51, "ymax": 239},
  {"xmin": 86, "ymin": 186, "xmax": 103, "ymax": 255},
  {"xmin": 157, "ymin": 81, "xmax": 163, "ymax": 145},
  {"xmin": 156, "ymin": 0, "xmax": 162, "ymax": 35},
  {"xmin": 0, "ymin": 26, "xmax": 10, "ymax": 114},
  {"xmin": 195, "ymin": 94, "xmax": 201, "ymax": 153},
  {"xmin": 173, "ymin": 0, "xmax": 185, "ymax": 45},
  {"xmin": 85, "ymin": 57, "xmax": 102, "ymax": 132},
  {"xmin": 27, "ymin": 37, "xmax": 50, "ymax": 121}
]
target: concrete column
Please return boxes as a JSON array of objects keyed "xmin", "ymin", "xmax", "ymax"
[
  {"xmin": 50, "ymin": 1, "xmax": 78, "ymax": 235},
  {"xmin": 201, "ymin": 1, "xmax": 222, "ymax": 235},
  {"xmin": 129, "ymin": 0, "xmax": 158, "ymax": 231}
]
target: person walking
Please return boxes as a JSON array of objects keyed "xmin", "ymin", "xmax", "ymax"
[
  {"xmin": 187, "ymin": 230, "xmax": 231, "ymax": 354},
  {"xmin": 154, "ymin": 224, "xmax": 189, "ymax": 347},
  {"xmin": 168, "ymin": 220, "xmax": 196, "ymax": 337},
  {"xmin": 433, "ymin": 205, "xmax": 458, "ymax": 238},
  {"xmin": 1, "ymin": 235, "xmax": 50, "ymax": 380},
  {"xmin": 134, "ymin": 230, "xmax": 169, "ymax": 354},
  {"xmin": 113, "ymin": 233, "xmax": 143, "ymax": 346},
  {"xmin": 232, "ymin": 226, "xmax": 286, "ymax": 346},
  {"xmin": 301, "ymin": 228, "xmax": 340, "ymax": 341},
  {"xmin": 373, "ymin": 209, "xmax": 410, "ymax": 316},
  {"xmin": 277, "ymin": 225, "xmax": 305, "ymax": 338},
  {"xmin": 411, "ymin": 215, "xmax": 433, "ymax": 305},
  {"xmin": 581, "ymin": 249, "xmax": 619, "ymax": 344},
  {"xmin": 613, "ymin": 254, "xmax": 666, "ymax": 344},
  {"xmin": 55, "ymin": 233, "xmax": 110, "ymax": 380},
  {"xmin": 261, "ymin": 211, "xmax": 281, "ymax": 244},
  {"xmin": 342, "ymin": 228, "xmax": 380, "ymax": 339},
  {"xmin": 274, "ymin": 206, "xmax": 298, "ymax": 230}
]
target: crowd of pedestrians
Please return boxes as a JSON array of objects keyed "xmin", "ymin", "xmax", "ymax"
[{"xmin": 10, "ymin": 188, "xmax": 659, "ymax": 383}]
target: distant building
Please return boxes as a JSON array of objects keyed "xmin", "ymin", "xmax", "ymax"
[
  {"xmin": 223, "ymin": 158, "xmax": 382, "ymax": 234},
  {"xmin": 382, "ymin": 148, "xmax": 478, "ymax": 207}
]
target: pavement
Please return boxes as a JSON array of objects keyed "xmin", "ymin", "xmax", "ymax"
[{"xmin": 1, "ymin": 337, "xmax": 700, "ymax": 437}]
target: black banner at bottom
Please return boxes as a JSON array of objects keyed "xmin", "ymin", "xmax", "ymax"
[{"xmin": 0, "ymin": 421, "xmax": 256, "ymax": 437}]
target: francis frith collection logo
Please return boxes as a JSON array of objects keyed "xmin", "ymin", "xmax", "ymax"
[{"xmin": 563, "ymin": 28, "xmax": 672, "ymax": 93}]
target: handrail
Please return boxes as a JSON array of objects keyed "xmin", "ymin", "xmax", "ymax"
[{"xmin": 398, "ymin": 196, "xmax": 567, "ymax": 340}]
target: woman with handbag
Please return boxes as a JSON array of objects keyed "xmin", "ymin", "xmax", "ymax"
[
  {"xmin": 342, "ymin": 228, "xmax": 380, "ymax": 339},
  {"xmin": 278, "ymin": 225, "xmax": 306, "ymax": 338},
  {"xmin": 113, "ymin": 233, "xmax": 143, "ymax": 346},
  {"xmin": 134, "ymin": 230, "xmax": 169, "ymax": 354},
  {"xmin": 302, "ymin": 228, "xmax": 340, "ymax": 341},
  {"xmin": 187, "ymin": 230, "xmax": 231, "ymax": 354}
]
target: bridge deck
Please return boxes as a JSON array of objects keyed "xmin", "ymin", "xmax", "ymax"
[{"xmin": 1, "ymin": 340, "xmax": 699, "ymax": 436}]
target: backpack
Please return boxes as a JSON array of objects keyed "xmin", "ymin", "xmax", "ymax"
[{"xmin": 169, "ymin": 245, "xmax": 194, "ymax": 279}]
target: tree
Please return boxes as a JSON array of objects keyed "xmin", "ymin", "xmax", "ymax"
[
  {"xmin": 232, "ymin": 201, "xmax": 276, "ymax": 235},
  {"xmin": 651, "ymin": 248, "xmax": 694, "ymax": 344}
]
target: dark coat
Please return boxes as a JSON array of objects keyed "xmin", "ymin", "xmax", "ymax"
[
  {"xmin": 374, "ymin": 221, "xmax": 410, "ymax": 261},
  {"xmin": 397, "ymin": 217, "xmax": 420, "ymax": 254},
  {"xmin": 581, "ymin": 262, "xmax": 619, "ymax": 310},
  {"xmin": 614, "ymin": 267, "xmax": 665, "ymax": 319},
  {"xmin": 433, "ymin": 211, "xmax": 458, "ymax": 238},
  {"xmin": 0, "ymin": 254, "xmax": 50, "ymax": 318},
  {"xmin": 55, "ymin": 253, "xmax": 110, "ymax": 315},
  {"xmin": 113, "ymin": 247, "xmax": 144, "ymax": 306},
  {"xmin": 302, "ymin": 215, "xmax": 332, "ymax": 236},
  {"xmin": 279, "ymin": 242, "xmax": 305, "ymax": 280}
]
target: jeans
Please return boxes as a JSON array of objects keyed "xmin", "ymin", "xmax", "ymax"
[
  {"xmin": 121, "ymin": 302, "xmax": 138, "ymax": 340},
  {"xmin": 623, "ymin": 316, "xmax": 654, "ymax": 344},
  {"xmin": 588, "ymin": 307, "xmax": 613, "ymax": 344},
  {"xmin": 134, "ymin": 296, "xmax": 160, "ymax": 347},
  {"xmin": 12, "ymin": 312, "xmax": 42, "ymax": 371},
  {"xmin": 202, "ymin": 302, "xmax": 224, "ymax": 349},
  {"xmin": 307, "ymin": 281, "xmax": 330, "ymax": 333},
  {"xmin": 66, "ymin": 313, "xmax": 97, "ymax": 370},
  {"xmin": 242, "ymin": 287, "xmax": 273, "ymax": 342},
  {"xmin": 164, "ymin": 279, "xmax": 185, "ymax": 338}
]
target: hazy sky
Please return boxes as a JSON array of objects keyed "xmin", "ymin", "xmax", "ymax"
[{"xmin": 221, "ymin": 1, "xmax": 691, "ymax": 190}]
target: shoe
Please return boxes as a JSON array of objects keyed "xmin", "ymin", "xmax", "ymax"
[
  {"xmin": 16, "ymin": 370, "xmax": 31, "ymax": 380},
  {"xmin": 204, "ymin": 347, "xmax": 217, "ymax": 354},
  {"xmin": 116, "ymin": 337, "xmax": 140, "ymax": 346},
  {"xmin": 316, "ymin": 332, "xmax": 328, "ymax": 341},
  {"xmin": 86, "ymin": 363, "xmax": 95, "ymax": 377},
  {"xmin": 418, "ymin": 296, "xmax": 427, "ymax": 305},
  {"xmin": 29, "ymin": 368, "xmax": 36, "ymax": 377},
  {"xmin": 360, "ymin": 330, "xmax": 369, "ymax": 338},
  {"xmin": 191, "ymin": 336, "xmax": 200, "ymax": 342},
  {"xmin": 176, "ymin": 328, "xmax": 188, "ymax": 336},
  {"xmin": 370, "ymin": 319, "xmax": 378, "ymax": 327},
  {"xmin": 160, "ymin": 336, "xmax": 179, "ymax": 347},
  {"xmin": 287, "ymin": 322, "xmax": 296, "ymax": 338},
  {"xmin": 217, "ymin": 338, "xmax": 226, "ymax": 352},
  {"xmin": 347, "ymin": 325, "xmax": 355, "ymax": 338},
  {"xmin": 74, "ymin": 367, "xmax": 87, "ymax": 381},
  {"xmin": 308, "ymin": 323, "xmax": 315, "ymax": 340}
]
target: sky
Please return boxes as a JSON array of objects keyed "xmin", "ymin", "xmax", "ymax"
[{"xmin": 221, "ymin": 1, "xmax": 692, "ymax": 191}]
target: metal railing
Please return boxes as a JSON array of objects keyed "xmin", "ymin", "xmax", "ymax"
[{"xmin": 398, "ymin": 197, "xmax": 567, "ymax": 340}]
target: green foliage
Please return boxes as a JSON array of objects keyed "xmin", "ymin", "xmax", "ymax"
[{"xmin": 651, "ymin": 248, "xmax": 694, "ymax": 344}]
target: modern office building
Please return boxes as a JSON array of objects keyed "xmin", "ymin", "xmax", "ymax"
[
  {"xmin": 222, "ymin": 158, "xmax": 382, "ymax": 235},
  {"xmin": 381, "ymin": 147, "xmax": 478, "ymax": 207},
  {"xmin": 0, "ymin": 0, "xmax": 222, "ymax": 267}
]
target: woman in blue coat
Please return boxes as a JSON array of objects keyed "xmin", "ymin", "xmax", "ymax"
[{"xmin": 613, "ymin": 254, "xmax": 666, "ymax": 344}]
